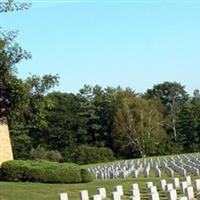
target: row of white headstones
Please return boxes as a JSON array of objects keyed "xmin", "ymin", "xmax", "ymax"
[
  {"xmin": 59, "ymin": 176, "xmax": 200, "ymax": 200},
  {"xmin": 88, "ymin": 154, "xmax": 200, "ymax": 179}
]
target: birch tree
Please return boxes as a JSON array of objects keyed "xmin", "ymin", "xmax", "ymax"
[{"xmin": 112, "ymin": 94, "xmax": 166, "ymax": 158}]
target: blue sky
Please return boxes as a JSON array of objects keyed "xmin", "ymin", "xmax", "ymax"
[{"xmin": 2, "ymin": 0, "xmax": 200, "ymax": 94}]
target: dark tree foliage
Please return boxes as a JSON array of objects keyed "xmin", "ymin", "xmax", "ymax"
[{"xmin": 146, "ymin": 82, "xmax": 188, "ymax": 141}]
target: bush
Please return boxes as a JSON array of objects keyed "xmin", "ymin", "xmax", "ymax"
[
  {"xmin": 0, "ymin": 160, "xmax": 93, "ymax": 183},
  {"xmin": 72, "ymin": 145, "xmax": 115, "ymax": 165},
  {"xmin": 81, "ymin": 168, "xmax": 94, "ymax": 182},
  {"xmin": 30, "ymin": 146, "xmax": 63, "ymax": 162}
]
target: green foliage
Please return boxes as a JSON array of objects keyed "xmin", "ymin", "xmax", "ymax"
[
  {"xmin": 112, "ymin": 91, "xmax": 166, "ymax": 158},
  {"xmin": 69, "ymin": 145, "xmax": 115, "ymax": 165},
  {"xmin": 80, "ymin": 168, "xmax": 94, "ymax": 182},
  {"xmin": 146, "ymin": 82, "xmax": 188, "ymax": 140},
  {"xmin": 30, "ymin": 146, "xmax": 63, "ymax": 162},
  {"xmin": 11, "ymin": 128, "xmax": 32, "ymax": 159},
  {"xmin": 0, "ymin": 0, "xmax": 31, "ymax": 13},
  {"xmin": 0, "ymin": 160, "xmax": 93, "ymax": 183}
]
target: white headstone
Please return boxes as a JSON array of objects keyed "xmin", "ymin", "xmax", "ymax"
[
  {"xmin": 166, "ymin": 184, "xmax": 173, "ymax": 192},
  {"xmin": 160, "ymin": 179, "xmax": 167, "ymax": 191},
  {"xmin": 111, "ymin": 192, "xmax": 121, "ymax": 200},
  {"xmin": 185, "ymin": 186, "xmax": 194, "ymax": 200},
  {"xmin": 97, "ymin": 188, "xmax": 106, "ymax": 199},
  {"xmin": 148, "ymin": 186, "xmax": 157, "ymax": 194},
  {"xmin": 155, "ymin": 168, "xmax": 161, "ymax": 177},
  {"xmin": 91, "ymin": 195, "xmax": 102, "ymax": 200},
  {"xmin": 167, "ymin": 189, "xmax": 177, "ymax": 200},
  {"xmin": 131, "ymin": 183, "xmax": 139, "ymax": 191},
  {"xmin": 176, "ymin": 197, "xmax": 188, "ymax": 200},
  {"xmin": 131, "ymin": 189, "xmax": 140, "ymax": 200},
  {"xmin": 185, "ymin": 176, "xmax": 192, "ymax": 186},
  {"xmin": 181, "ymin": 181, "xmax": 188, "ymax": 194},
  {"xmin": 195, "ymin": 179, "xmax": 200, "ymax": 191},
  {"xmin": 130, "ymin": 197, "xmax": 140, "ymax": 200},
  {"xmin": 173, "ymin": 178, "xmax": 180, "ymax": 189},
  {"xmin": 59, "ymin": 193, "xmax": 68, "ymax": 200},
  {"xmin": 147, "ymin": 182, "xmax": 154, "ymax": 190},
  {"xmin": 114, "ymin": 185, "xmax": 123, "ymax": 196},
  {"xmin": 80, "ymin": 190, "xmax": 89, "ymax": 200},
  {"xmin": 149, "ymin": 192, "xmax": 159, "ymax": 200},
  {"xmin": 144, "ymin": 168, "xmax": 150, "ymax": 177}
]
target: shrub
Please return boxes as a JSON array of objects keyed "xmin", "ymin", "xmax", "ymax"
[
  {"xmin": 46, "ymin": 150, "xmax": 63, "ymax": 162},
  {"xmin": 81, "ymin": 168, "xmax": 94, "ymax": 182},
  {"xmin": 0, "ymin": 160, "xmax": 93, "ymax": 183},
  {"xmin": 30, "ymin": 146, "xmax": 63, "ymax": 162},
  {"xmin": 73, "ymin": 145, "xmax": 115, "ymax": 165}
]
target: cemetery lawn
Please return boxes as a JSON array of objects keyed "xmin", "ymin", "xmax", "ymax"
[
  {"xmin": 0, "ymin": 178, "xmax": 163, "ymax": 200},
  {"xmin": 0, "ymin": 176, "xmax": 195, "ymax": 200}
]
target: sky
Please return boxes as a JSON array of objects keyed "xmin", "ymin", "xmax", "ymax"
[{"xmin": 2, "ymin": 0, "xmax": 200, "ymax": 94}]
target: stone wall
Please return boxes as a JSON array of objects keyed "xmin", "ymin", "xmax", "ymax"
[{"xmin": 0, "ymin": 123, "xmax": 13, "ymax": 166}]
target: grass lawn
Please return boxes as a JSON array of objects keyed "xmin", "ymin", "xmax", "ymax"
[
  {"xmin": 1, "ymin": 153, "xmax": 199, "ymax": 200},
  {"xmin": 1, "ymin": 176, "xmax": 199, "ymax": 200}
]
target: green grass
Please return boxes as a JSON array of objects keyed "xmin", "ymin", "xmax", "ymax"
[
  {"xmin": 1, "ymin": 153, "xmax": 200, "ymax": 200},
  {"xmin": 1, "ymin": 176, "xmax": 200, "ymax": 200}
]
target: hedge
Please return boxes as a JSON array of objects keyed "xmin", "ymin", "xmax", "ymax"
[{"xmin": 0, "ymin": 160, "xmax": 93, "ymax": 183}]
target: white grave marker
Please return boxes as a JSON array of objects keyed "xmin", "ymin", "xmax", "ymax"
[
  {"xmin": 59, "ymin": 193, "xmax": 68, "ymax": 200},
  {"xmin": 97, "ymin": 188, "xmax": 106, "ymax": 199},
  {"xmin": 185, "ymin": 186, "xmax": 194, "ymax": 200},
  {"xmin": 114, "ymin": 185, "xmax": 123, "ymax": 196},
  {"xmin": 80, "ymin": 190, "xmax": 89, "ymax": 200}
]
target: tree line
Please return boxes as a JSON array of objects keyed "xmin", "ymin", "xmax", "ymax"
[
  {"xmin": 1, "ymin": 0, "xmax": 200, "ymax": 164},
  {"xmin": 6, "ymin": 81, "xmax": 200, "ymax": 163}
]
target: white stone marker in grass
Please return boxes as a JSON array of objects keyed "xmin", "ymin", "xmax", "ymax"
[
  {"xmin": 185, "ymin": 186, "xmax": 194, "ymax": 200},
  {"xmin": 167, "ymin": 189, "xmax": 177, "ymax": 200},
  {"xmin": 130, "ymin": 196, "xmax": 140, "ymax": 200},
  {"xmin": 185, "ymin": 176, "xmax": 192, "ymax": 186},
  {"xmin": 173, "ymin": 178, "xmax": 180, "ymax": 189},
  {"xmin": 155, "ymin": 168, "xmax": 161, "ymax": 177},
  {"xmin": 131, "ymin": 183, "xmax": 139, "ymax": 191},
  {"xmin": 147, "ymin": 182, "xmax": 154, "ymax": 190},
  {"xmin": 144, "ymin": 168, "xmax": 150, "ymax": 177},
  {"xmin": 166, "ymin": 184, "xmax": 174, "ymax": 192},
  {"xmin": 148, "ymin": 186, "xmax": 157, "ymax": 194},
  {"xmin": 114, "ymin": 185, "xmax": 123, "ymax": 196},
  {"xmin": 111, "ymin": 192, "xmax": 121, "ymax": 200},
  {"xmin": 131, "ymin": 189, "xmax": 141, "ymax": 200},
  {"xmin": 149, "ymin": 192, "xmax": 159, "ymax": 200},
  {"xmin": 80, "ymin": 190, "xmax": 89, "ymax": 200},
  {"xmin": 160, "ymin": 179, "xmax": 167, "ymax": 191},
  {"xmin": 91, "ymin": 194, "xmax": 102, "ymax": 200},
  {"xmin": 59, "ymin": 193, "xmax": 68, "ymax": 200},
  {"xmin": 195, "ymin": 179, "xmax": 200, "ymax": 191},
  {"xmin": 181, "ymin": 181, "xmax": 188, "ymax": 194},
  {"xmin": 97, "ymin": 188, "xmax": 106, "ymax": 199},
  {"xmin": 176, "ymin": 196, "xmax": 188, "ymax": 200},
  {"xmin": 133, "ymin": 170, "xmax": 139, "ymax": 178}
]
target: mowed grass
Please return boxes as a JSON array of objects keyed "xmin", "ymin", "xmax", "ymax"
[
  {"xmin": 0, "ymin": 178, "xmax": 163, "ymax": 200},
  {"xmin": 1, "ymin": 176, "xmax": 200, "ymax": 200},
  {"xmin": 1, "ymin": 153, "xmax": 200, "ymax": 200}
]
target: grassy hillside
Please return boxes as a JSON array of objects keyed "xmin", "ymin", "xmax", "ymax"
[
  {"xmin": 1, "ymin": 153, "xmax": 200, "ymax": 200},
  {"xmin": 1, "ymin": 176, "xmax": 200, "ymax": 200}
]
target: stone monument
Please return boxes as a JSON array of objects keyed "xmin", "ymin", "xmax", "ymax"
[{"xmin": 0, "ymin": 121, "xmax": 13, "ymax": 165}]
